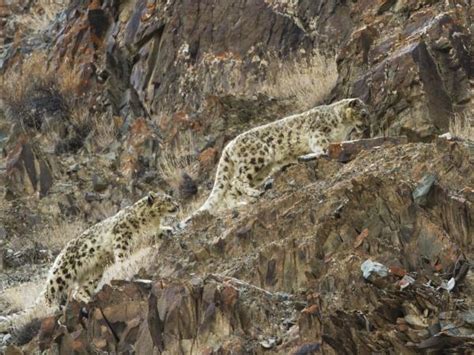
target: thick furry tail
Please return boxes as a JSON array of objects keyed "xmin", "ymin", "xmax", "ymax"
[
  {"xmin": 196, "ymin": 144, "xmax": 234, "ymax": 214},
  {"xmin": 0, "ymin": 292, "xmax": 57, "ymax": 333},
  {"xmin": 178, "ymin": 145, "xmax": 234, "ymax": 229}
]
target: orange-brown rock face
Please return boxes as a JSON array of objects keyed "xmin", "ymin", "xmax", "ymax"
[{"xmin": 10, "ymin": 139, "xmax": 471, "ymax": 354}]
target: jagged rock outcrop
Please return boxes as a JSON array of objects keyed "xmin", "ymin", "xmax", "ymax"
[
  {"xmin": 47, "ymin": 0, "xmax": 473, "ymax": 139},
  {"xmin": 7, "ymin": 138, "xmax": 472, "ymax": 354},
  {"xmin": 1, "ymin": 0, "xmax": 472, "ymax": 201}
]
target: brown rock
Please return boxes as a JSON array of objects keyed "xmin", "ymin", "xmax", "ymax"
[
  {"xmin": 5, "ymin": 139, "xmax": 54, "ymax": 197},
  {"xmin": 2, "ymin": 0, "xmax": 473, "ymax": 354},
  {"xmin": 38, "ymin": 317, "xmax": 57, "ymax": 351},
  {"xmin": 327, "ymin": 136, "xmax": 408, "ymax": 162},
  {"xmin": 198, "ymin": 147, "xmax": 218, "ymax": 171},
  {"xmin": 4, "ymin": 345, "xmax": 23, "ymax": 355}
]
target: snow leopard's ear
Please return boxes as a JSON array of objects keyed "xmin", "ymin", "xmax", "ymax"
[
  {"xmin": 348, "ymin": 98, "xmax": 361, "ymax": 108},
  {"xmin": 349, "ymin": 98, "xmax": 365, "ymax": 109},
  {"xmin": 147, "ymin": 192, "xmax": 155, "ymax": 206}
]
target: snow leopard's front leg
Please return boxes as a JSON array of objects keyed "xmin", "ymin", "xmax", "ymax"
[
  {"xmin": 74, "ymin": 268, "xmax": 104, "ymax": 303},
  {"xmin": 299, "ymin": 134, "xmax": 329, "ymax": 161}
]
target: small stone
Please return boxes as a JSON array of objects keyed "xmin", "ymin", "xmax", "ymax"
[
  {"xmin": 0, "ymin": 226, "xmax": 7, "ymax": 239},
  {"xmin": 440, "ymin": 277, "xmax": 455, "ymax": 292},
  {"xmin": 399, "ymin": 275, "xmax": 415, "ymax": 290},
  {"xmin": 260, "ymin": 337, "xmax": 277, "ymax": 349},
  {"xmin": 92, "ymin": 175, "xmax": 108, "ymax": 192},
  {"xmin": 438, "ymin": 132, "xmax": 453, "ymax": 140},
  {"xmin": 412, "ymin": 174, "xmax": 436, "ymax": 206},
  {"xmin": 67, "ymin": 163, "xmax": 80, "ymax": 173},
  {"xmin": 404, "ymin": 314, "xmax": 427, "ymax": 329},
  {"xmin": 263, "ymin": 178, "xmax": 274, "ymax": 191},
  {"xmin": 361, "ymin": 259, "xmax": 389, "ymax": 279},
  {"xmin": 84, "ymin": 192, "xmax": 100, "ymax": 203},
  {"xmin": 461, "ymin": 310, "xmax": 474, "ymax": 325}
]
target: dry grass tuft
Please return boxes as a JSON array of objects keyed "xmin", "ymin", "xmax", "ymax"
[
  {"xmin": 70, "ymin": 107, "xmax": 119, "ymax": 150},
  {"xmin": 5, "ymin": 218, "xmax": 86, "ymax": 257},
  {"xmin": 158, "ymin": 131, "xmax": 199, "ymax": 192},
  {"xmin": 0, "ymin": 52, "xmax": 118, "ymax": 152},
  {"xmin": 450, "ymin": 112, "xmax": 473, "ymax": 142},
  {"xmin": 1, "ymin": 52, "xmax": 72, "ymax": 130},
  {"xmin": 260, "ymin": 51, "xmax": 338, "ymax": 110},
  {"xmin": 37, "ymin": 219, "xmax": 87, "ymax": 251},
  {"xmin": 16, "ymin": 0, "xmax": 67, "ymax": 33},
  {"xmin": 177, "ymin": 194, "xmax": 207, "ymax": 220},
  {"xmin": 0, "ymin": 52, "xmax": 49, "ymax": 100},
  {"xmin": 0, "ymin": 281, "xmax": 43, "ymax": 313}
]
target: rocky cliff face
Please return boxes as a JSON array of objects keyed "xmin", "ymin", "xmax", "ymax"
[{"xmin": 0, "ymin": 0, "xmax": 472, "ymax": 353}]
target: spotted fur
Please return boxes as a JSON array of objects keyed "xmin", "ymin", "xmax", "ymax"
[
  {"xmin": 196, "ymin": 98, "xmax": 370, "ymax": 214},
  {"xmin": 0, "ymin": 192, "xmax": 178, "ymax": 332}
]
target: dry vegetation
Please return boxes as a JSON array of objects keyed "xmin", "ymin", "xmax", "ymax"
[
  {"xmin": 157, "ymin": 131, "xmax": 199, "ymax": 193},
  {"xmin": 16, "ymin": 0, "xmax": 67, "ymax": 33},
  {"xmin": 69, "ymin": 107, "xmax": 119, "ymax": 150},
  {"xmin": 1, "ymin": 52, "xmax": 72, "ymax": 129},
  {"xmin": 260, "ymin": 51, "xmax": 338, "ymax": 110},
  {"xmin": 0, "ymin": 281, "xmax": 44, "ymax": 314},
  {"xmin": 0, "ymin": 52, "xmax": 118, "ymax": 152},
  {"xmin": 157, "ymin": 130, "xmax": 207, "ymax": 219},
  {"xmin": 36, "ymin": 219, "xmax": 87, "ymax": 251},
  {"xmin": 3, "ymin": 217, "xmax": 86, "ymax": 264},
  {"xmin": 450, "ymin": 112, "xmax": 473, "ymax": 141},
  {"xmin": 0, "ymin": 53, "xmax": 64, "ymax": 130}
]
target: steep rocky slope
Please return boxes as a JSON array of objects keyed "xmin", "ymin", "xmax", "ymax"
[
  {"xmin": 8, "ymin": 138, "xmax": 474, "ymax": 354},
  {"xmin": 0, "ymin": 0, "xmax": 473, "ymax": 353}
]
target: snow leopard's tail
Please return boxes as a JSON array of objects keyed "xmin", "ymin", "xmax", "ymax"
[
  {"xmin": 196, "ymin": 142, "xmax": 235, "ymax": 215},
  {"xmin": 178, "ymin": 142, "xmax": 235, "ymax": 230},
  {"xmin": 0, "ymin": 290, "xmax": 57, "ymax": 333}
]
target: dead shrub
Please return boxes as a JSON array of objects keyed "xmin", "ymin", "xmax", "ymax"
[
  {"xmin": 68, "ymin": 107, "xmax": 119, "ymax": 151},
  {"xmin": 0, "ymin": 281, "xmax": 44, "ymax": 314},
  {"xmin": 0, "ymin": 52, "xmax": 77, "ymax": 125},
  {"xmin": 158, "ymin": 131, "xmax": 199, "ymax": 196},
  {"xmin": 260, "ymin": 51, "xmax": 338, "ymax": 110},
  {"xmin": 0, "ymin": 52, "xmax": 69, "ymax": 131},
  {"xmin": 36, "ymin": 218, "xmax": 87, "ymax": 251},
  {"xmin": 16, "ymin": 0, "xmax": 68, "ymax": 33},
  {"xmin": 0, "ymin": 52, "xmax": 117, "ymax": 153}
]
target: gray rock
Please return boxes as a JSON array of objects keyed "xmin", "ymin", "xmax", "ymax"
[
  {"xmin": 92, "ymin": 174, "xmax": 108, "ymax": 192},
  {"xmin": 84, "ymin": 192, "xmax": 100, "ymax": 203},
  {"xmin": 412, "ymin": 174, "xmax": 437, "ymax": 206},
  {"xmin": 361, "ymin": 259, "xmax": 389, "ymax": 279},
  {"xmin": 0, "ymin": 226, "xmax": 7, "ymax": 239},
  {"xmin": 67, "ymin": 163, "xmax": 80, "ymax": 173}
]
